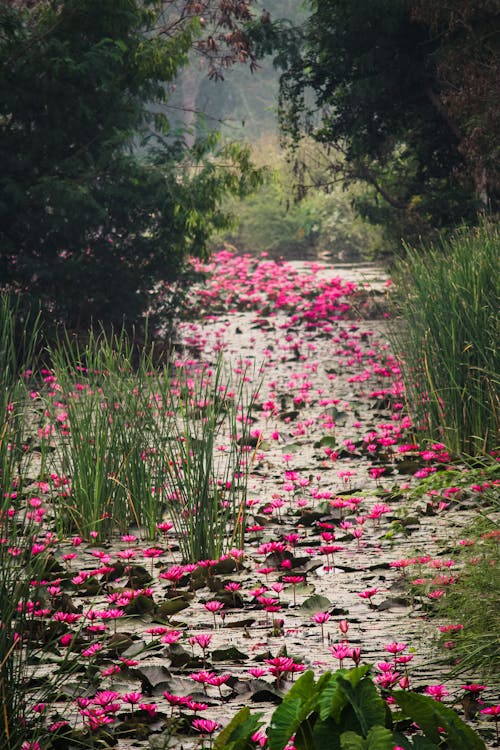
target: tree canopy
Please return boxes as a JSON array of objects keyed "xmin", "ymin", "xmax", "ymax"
[
  {"xmin": 256, "ymin": 0, "xmax": 500, "ymax": 245},
  {"xmin": 0, "ymin": 0, "xmax": 262, "ymax": 330}
]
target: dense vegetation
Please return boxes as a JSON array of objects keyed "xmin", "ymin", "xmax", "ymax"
[
  {"xmin": 392, "ymin": 222, "xmax": 499, "ymax": 456},
  {"xmin": 0, "ymin": 0, "xmax": 263, "ymax": 331},
  {"xmin": 0, "ymin": 5, "xmax": 499, "ymax": 747},
  {"xmin": 252, "ymin": 0, "xmax": 500, "ymax": 248}
]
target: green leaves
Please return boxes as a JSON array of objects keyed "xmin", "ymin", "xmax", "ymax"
[
  {"xmin": 268, "ymin": 667, "xmax": 387, "ymax": 750},
  {"xmin": 393, "ymin": 691, "xmax": 486, "ymax": 750},
  {"xmin": 271, "ymin": 0, "xmax": 484, "ymax": 252},
  {"xmin": 340, "ymin": 726, "xmax": 394, "ymax": 750},
  {"xmin": 215, "ymin": 668, "xmax": 486, "ymax": 750},
  {"xmin": 214, "ymin": 707, "xmax": 264, "ymax": 750},
  {"xmin": 336, "ymin": 675, "xmax": 387, "ymax": 736},
  {"xmin": 299, "ymin": 595, "xmax": 332, "ymax": 614},
  {"xmin": 0, "ymin": 1, "xmax": 264, "ymax": 331},
  {"xmin": 268, "ymin": 670, "xmax": 319, "ymax": 750},
  {"xmin": 318, "ymin": 666, "xmax": 371, "ymax": 722}
]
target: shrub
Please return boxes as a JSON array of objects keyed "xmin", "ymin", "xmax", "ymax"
[{"xmin": 217, "ymin": 665, "xmax": 485, "ymax": 750}]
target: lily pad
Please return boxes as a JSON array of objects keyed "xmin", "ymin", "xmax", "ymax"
[
  {"xmin": 136, "ymin": 664, "xmax": 171, "ymax": 690},
  {"xmin": 155, "ymin": 597, "xmax": 190, "ymax": 619},
  {"xmin": 212, "ymin": 646, "xmax": 248, "ymax": 662},
  {"xmin": 299, "ymin": 594, "xmax": 332, "ymax": 614}
]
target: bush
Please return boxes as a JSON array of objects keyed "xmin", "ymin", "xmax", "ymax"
[
  {"xmin": 216, "ymin": 137, "xmax": 382, "ymax": 260},
  {"xmin": 217, "ymin": 665, "xmax": 485, "ymax": 750}
]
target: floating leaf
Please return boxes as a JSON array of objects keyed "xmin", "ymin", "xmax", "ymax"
[
  {"xmin": 212, "ymin": 646, "xmax": 248, "ymax": 662},
  {"xmin": 124, "ymin": 594, "xmax": 155, "ymax": 615},
  {"xmin": 155, "ymin": 597, "xmax": 190, "ymax": 618},
  {"xmin": 315, "ymin": 435, "xmax": 337, "ymax": 449},
  {"xmin": 299, "ymin": 594, "xmax": 332, "ymax": 614},
  {"xmin": 136, "ymin": 664, "xmax": 171, "ymax": 690}
]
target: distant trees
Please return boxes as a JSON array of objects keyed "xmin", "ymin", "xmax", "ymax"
[
  {"xmin": 256, "ymin": 0, "xmax": 500, "ymax": 246},
  {"xmin": 0, "ymin": 0, "xmax": 262, "ymax": 330}
]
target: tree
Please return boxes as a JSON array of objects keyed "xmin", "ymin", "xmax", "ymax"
[
  {"xmin": 410, "ymin": 0, "xmax": 500, "ymax": 205},
  {"xmin": 0, "ymin": 0, "xmax": 262, "ymax": 330},
  {"xmin": 257, "ymin": 0, "xmax": 499, "ymax": 247}
]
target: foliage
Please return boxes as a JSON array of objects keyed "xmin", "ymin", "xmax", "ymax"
[
  {"xmin": 216, "ymin": 137, "xmax": 383, "ymax": 260},
  {"xmin": 0, "ymin": 298, "xmax": 48, "ymax": 749},
  {"xmin": 153, "ymin": 356, "xmax": 259, "ymax": 562},
  {"xmin": 46, "ymin": 328, "xmax": 167, "ymax": 539},
  {"xmin": 217, "ymin": 666, "xmax": 485, "ymax": 750},
  {"xmin": 427, "ymin": 524, "xmax": 500, "ymax": 682},
  {"xmin": 390, "ymin": 221, "xmax": 500, "ymax": 455},
  {"xmin": 255, "ymin": 0, "xmax": 500, "ymax": 248},
  {"xmin": 0, "ymin": 1, "xmax": 262, "ymax": 331},
  {"xmin": 43, "ymin": 329, "xmax": 257, "ymax": 556},
  {"xmin": 410, "ymin": 0, "xmax": 500, "ymax": 201}
]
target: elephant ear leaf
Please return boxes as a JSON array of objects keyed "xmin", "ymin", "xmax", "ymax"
[
  {"xmin": 214, "ymin": 706, "xmax": 264, "ymax": 750},
  {"xmin": 341, "ymin": 725, "xmax": 393, "ymax": 750},
  {"xmin": 337, "ymin": 675, "xmax": 387, "ymax": 735},
  {"xmin": 393, "ymin": 691, "xmax": 486, "ymax": 750},
  {"xmin": 268, "ymin": 671, "xmax": 319, "ymax": 750}
]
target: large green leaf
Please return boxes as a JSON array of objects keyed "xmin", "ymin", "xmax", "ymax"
[
  {"xmin": 341, "ymin": 725, "xmax": 394, "ymax": 750},
  {"xmin": 340, "ymin": 732, "xmax": 365, "ymax": 750},
  {"xmin": 393, "ymin": 691, "xmax": 486, "ymax": 750},
  {"xmin": 214, "ymin": 706, "xmax": 264, "ymax": 750},
  {"xmin": 268, "ymin": 671, "xmax": 319, "ymax": 750},
  {"xmin": 337, "ymin": 675, "xmax": 386, "ymax": 735},
  {"xmin": 312, "ymin": 716, "xmax": 342, "ymax": 750},
  {"xmin": 318, "ymin": 666, "xmax": 371, "ymax": 722}
]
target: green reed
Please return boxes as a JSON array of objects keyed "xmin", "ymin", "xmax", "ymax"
[
  {"xmin": 45, "ymin": 328, "xmax": 258, "ymax": 554},
  {"xmin": 46, "ymin": 328, "xmax": 167, "ymax": 538},
  {"xmin": 153, "ymin": 357, "xmax": 259, "ymax": 562},
  {"xmin": 392, "ymin": 222, "xmax": 499, "ymax": 455},
  {"xmin": 0, "ymin": 295, "xmax": 49, "ymax": 749}
]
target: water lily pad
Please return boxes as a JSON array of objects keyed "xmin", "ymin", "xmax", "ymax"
[
  {"xmin": 377, "ymin": 597, "xmax": 412, "ymax": 611},
  {"xmin": 124, "ymin": 594, "xmax": 155, "ymax": 615},
  {"xmin": 136, "ymin": 664, "xmax": 171, "ymax": 690},
  {"xmin": 299, "ymin": 594, "xmax": 332, "ymax": 614},
  {"xmin": 223, "ymin": 617, "xmax": 256, "ymax": 629},
  {"xmin": 314, "ymin": 435, "xmax": 337, "ymax": 449},
  {"xmin": 155, "ymin": 597, "xmax": 190, "ymax": 618},
  {"xmin": 212, "ymin": 646, "xmax": 248, "ymax": 662}
]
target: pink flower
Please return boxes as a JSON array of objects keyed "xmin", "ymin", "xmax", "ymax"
[
  {"xmin": 139, "ymin": 702, "xmax": 157, "ymax": 718},
  {"xmin": 82, "ymin": 642, "xmax": 102, "ymax": 657},
  {"xmin": 481, "ymin": 705, "xmax": 500, "ymax": 716},
  {"xmin": 248, "ymin": 667, "xmax": 266, "ymax": 678},
  {"xmin": 122, "ymin": 691, "xmax": 142, "ymax": 706},
  {"xmin": 192, "ymin": 718, "xmax": 220, "ymax": 734},
  {"xmin": 93, "ymin": 691, "xmax": 120, "ymax": 707},
  {"xmin": 357, "ymin": 588, "xmax": 378, "ymax": 602},
  {"xmin": 385, "ymin": 641, "xmax": 407, "ymax": 655},
  {"xmin": 190, "ymin": 670, "xmax": 217, "ymax": 684},
  {"xmin": 329, "ymin": 643, "xmax": 351, "ymax": 667},
  {"xmin": 462, "ymin": 684, "xmax": 486, "ymax": 693},
  {"xmin": 160, "ymin": 629, "xmax": 182, "ymax": 645},
  {"xmin": 311, "ymin": 612, "xmax": 330, "ymax": 624},
  {"xmin": 191, "ymin": 633, "xmax": 212, "ymax": 649},
  {"xmin": 425, "ymin": 684, "xmax": 449, "ymax": 701}
]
